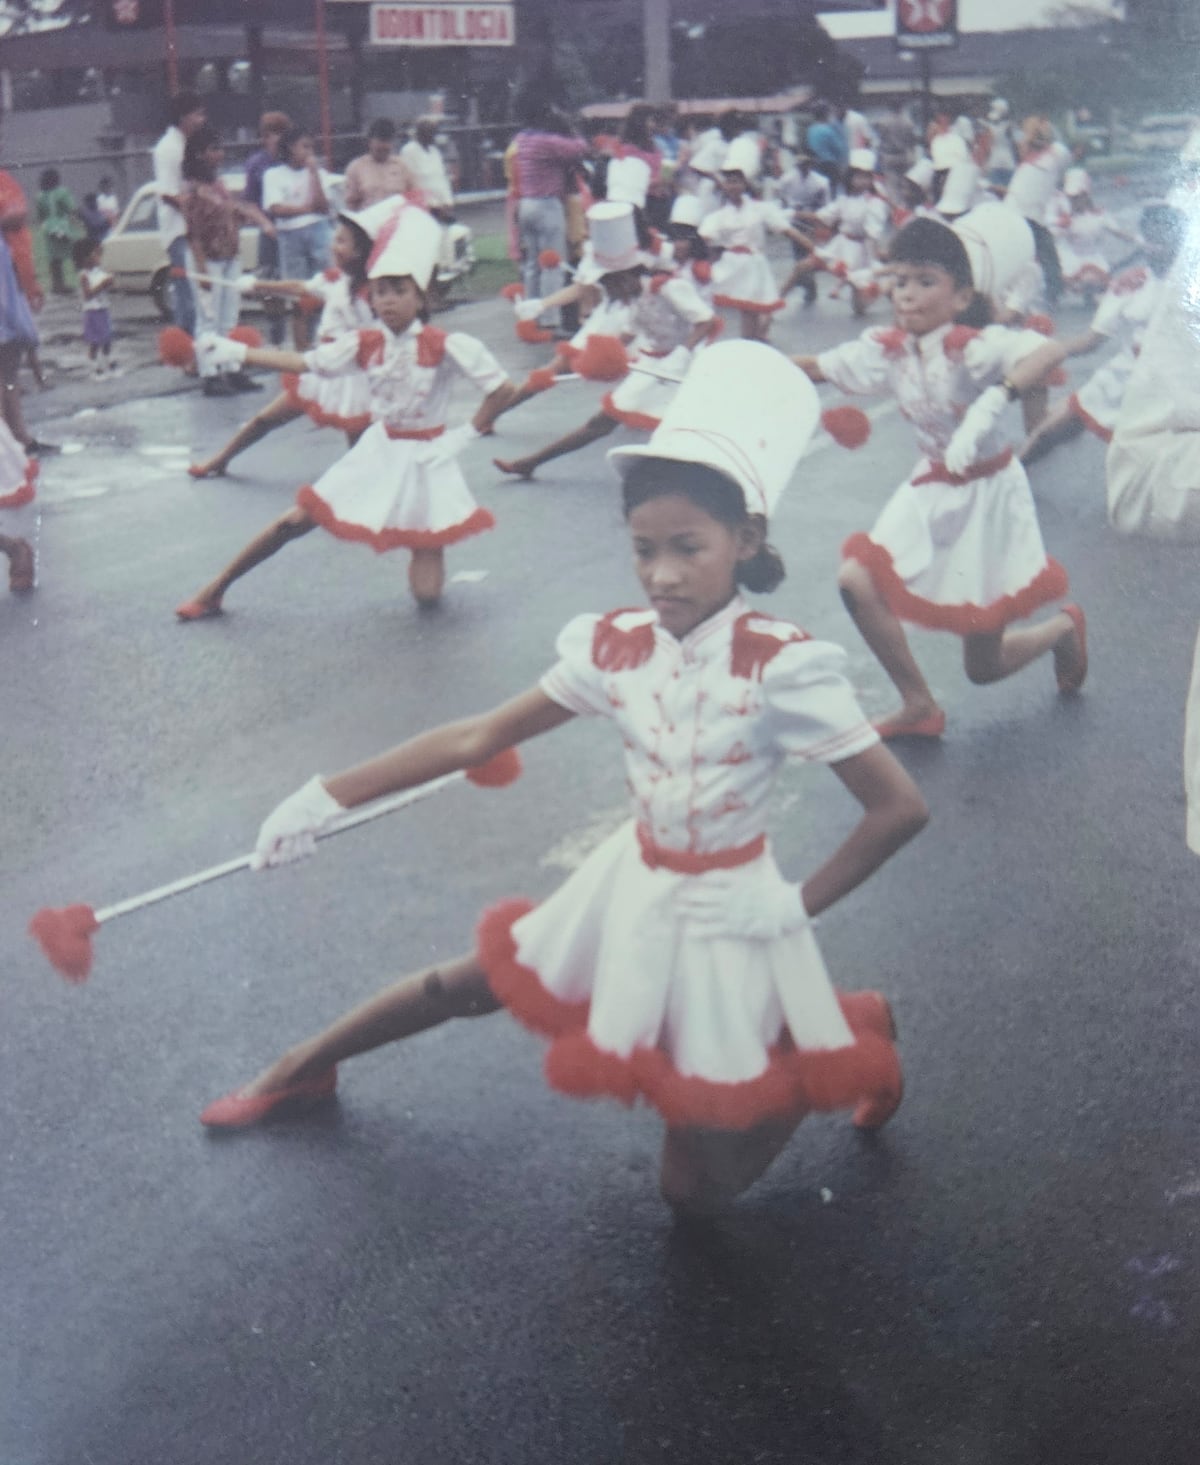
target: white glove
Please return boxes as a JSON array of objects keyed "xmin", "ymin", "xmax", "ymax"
[
  {"xmin": 514, "ymin": 297, "xmax": 546, "ymax": 322},
  {"xmin": 195, "ymin": 333, "xmax": 248, "ymax": 372},
  {"xmin": 676, "ymin": 868, "xmax": 811, "ymax": 941},
  {"xmin": 236, "ymin": 272, "xmax": 260, "ymax": 294},
  {"xmin": 943, "ymin": 383, "xmax": 1010, "ymax": 476},
  {"xmin": 417, "ymin": 422, "xmax": 481, "ymax": 469},
  {"xmin": 252, "ymin": 776, "xmax": 344, "ymax": 870}
]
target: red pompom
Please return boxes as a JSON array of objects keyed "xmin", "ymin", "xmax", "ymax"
[
  {"xmin": 575, "ymin": 334, "xmax": 629, "ymax": 382},
  {"xmin": 158, "ymin": 326, "xmax": 196, "ymax": 369},
  {"xmin": 943, "ymin": 324, "xmax": 981, "ymax": 362},
  {"xmin": 500, "ymin": 281, "xmax": 525, "ymax": 301},
  {"xmin": 1026, "ymin": 313, "xmax": 1056, "ymax": 336},
  {"xmin": 29, "ymin": 904, "xmax": 100, "ymax": 983},
  {"xmin": 516, "ymin": 319, "xmax": 554, "ymax": 344},
  {"xmin": 1047, "ymin": 366, "xmax": 1068, "ymax": 387},
  {"xmin": 229, "ymin": 324, "xmax": 263, "ymax": 349},
  {"xmin": 297, "ymin": 291, "xmax": 324, "ymax": 315},
  {"xmin": 465, "ymin": 747, "xmax": 523, "ymax": 788},
  {"xmin": 537, "ymin": 248, "xmax": 562, "ymax": 270},
  {"xmin": 821, "ymin": 405, "xmax": 872, "ymax": 450},
  {"xmin": 526, "ymin": 367, "xmax": 559, "ymax": 394}
]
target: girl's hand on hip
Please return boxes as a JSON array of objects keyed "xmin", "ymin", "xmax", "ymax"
[
  {"xmin": 677, "ymin": 868, "xmax": 811, "ymax": 940},
  {"xmin": 252, "ymin": 776, "xmax": 345, "ymax": 870}
]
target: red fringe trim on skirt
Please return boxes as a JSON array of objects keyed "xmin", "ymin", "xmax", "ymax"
[
  {"xmin": 280, "ymin": 373, "xmax": 372, "ymax": 435},
  {"xmin": 296, "ymin": 485, "xmax": 495, "ymax": 554},
  {"xmin": 0, "ymin": 456, "xmax": 38, "ymax": 509},
  {"xmin": 713, "ymin": 293, "xmax": 785, "ymax": 314},
  {"xmin": 475, "ymin": 898, "xmax": 902, "ymax": 1132},
  {"xmin": 842, "ymin": 531, "xmax": 1069, "ymax": 636},
  {"xmin": 1067, "ymin": 392, "xmax": 1114, "ymax": 444},
  {"xmin": 600, "ymin": 391, "xmax": 660, "ymax": 432}
]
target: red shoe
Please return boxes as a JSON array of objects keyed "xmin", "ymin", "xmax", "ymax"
[
  {"xmin": 1054, "ymin": 603, "xmax": 1088, "ymax": 694},
  {"xmin": 176, "ymin": 597, "xmax": 223, "ymax": 621},
  {"xmin": 872, "ymin": 708, "xmax": 946, "ymax": 741},
  {"xmin": 187, "ymin": 463, "xmax": 226, "ymax": 480},
  {"xmin": 200, "ymin": 1067, "xmax": 337, "ymax": 1129},
  {"xmin": 7, "ymin": 537, "xmax": 34, "ymax": 592}
]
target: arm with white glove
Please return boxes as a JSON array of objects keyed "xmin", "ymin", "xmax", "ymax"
[
  {"xmin": 252, "ymin": 776, "xmax": 345, "ymax": 869},
  {"xmin": 943, "ymin": 383, "xmax": 1011, "ymax": 476},
  {"xmin": 195, "ymin": 332, "xmax": 248, "ymax": 374}
]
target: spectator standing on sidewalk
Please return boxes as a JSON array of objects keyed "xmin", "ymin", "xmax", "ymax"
[
  {"xmin": 400, "ymin": 118, "xmax": 455, "ymax": 216},
  {"xmin": 264, "ymin": 126, "xmax": 335, "ymax": 347},
  {"xmin": 343, "ymin": 119, "xmax": 415, "ymax": 211},
  {"xmin": 806, "ymin": 103, "xmax": 848, "ymax": 198},
  {"xmin": 512, "ymin": 93, "xmax": 589, "ymax": 330},
  {"xmin": 243, "ymin": 111, "xmax": 291, "ymax": 345},
  {"xmin": 153, "ymin": 91, "xmax": 207, "ymax": 337},
  {"xmin": 0, "ymin": 156, "xmax": 48, "ymax": 451},
  {"xmin": 182, "ymin": 124, "xmax": 274, "ymax": 397},
  {"xmin": 96, "ymin": 177, "xmax": 120, "ymax": 229},
  {"xmin": 35, "ymin": 169, "xmax": 80, "ymax": 296}
]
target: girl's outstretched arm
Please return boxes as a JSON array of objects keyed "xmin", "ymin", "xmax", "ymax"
[
  {"xmin": 799, "ymin": 745, "xmax": 928, "ymax": 918},
  {"xmin": 792, "ymin": 355, "xmax": 826, "ymax": 382},
  {"xmin": 326, "ymin": 689, "xmax": 574, "ymax": 809}
]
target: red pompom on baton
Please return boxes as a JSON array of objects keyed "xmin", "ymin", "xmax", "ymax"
[
  {"xmin": 537, "ymin": 248, "xmax": 562, "ymax": 270},
  {"xmin": 28, "ymin": 752, "xmax": 524, "ymax": 983},
  {"xmin": 821, "ymin": 406, "xmax": 872, "ymax": 450},
  {"xmin": 525, "ymin": 367, "xmax": 559, "ymax": 394},
  {"xmin": 158, "ymin": 326, "xmax": 196, "ymax": 369},
  {"xmin": 500, "ymin": 281, "xmax": 525, "ymax": 301},
  {"xmin": 575, "ymin": 334, "xmax": 629, "ymax": 382},
  {"xmin": 516, "ymin": 319, "xmax": 554, "ymax": 344},
  {"xmin": 1026, "ymin": 313, "xmax": 1056, "ymax": 337},
  {"xmin": 229, "ymin": 324, "xmax": 263, "ymax": 349}
]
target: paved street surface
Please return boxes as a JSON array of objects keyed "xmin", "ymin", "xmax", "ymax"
[{"xmin": 5, "ymin": 253, "xmax": 1200, "ymax": 1465}]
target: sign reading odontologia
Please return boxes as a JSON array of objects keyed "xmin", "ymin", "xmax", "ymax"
[{"xmin": 370, "ymin": 2, "xmax": 515, "ymax": 46}]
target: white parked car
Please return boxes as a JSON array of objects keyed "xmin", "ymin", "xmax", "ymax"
[
  {"xmin": 101, "ymin": 171, "xmax": 345, "ymax": 320},
  {"xmin": 1130, "ymin": 113, "xmax": 1196, "ymax": 154}
]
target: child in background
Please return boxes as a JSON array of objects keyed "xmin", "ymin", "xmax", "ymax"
[
  {"xmin": 96, "ymin": 178, "xmax": 120, "ymax": 229},
  {"xmin": 73, "ymin": 237, "xmax": 116, "ymax": 377}
]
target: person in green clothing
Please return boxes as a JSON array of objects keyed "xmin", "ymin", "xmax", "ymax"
[{"xmin": 36, "ymin": 169, "xmax": 80, "ymax": 295}]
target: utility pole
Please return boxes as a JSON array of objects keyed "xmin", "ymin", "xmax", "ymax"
[{"xmin": 643, "ymin": 0, "xmax": 670, "ymax": 104}]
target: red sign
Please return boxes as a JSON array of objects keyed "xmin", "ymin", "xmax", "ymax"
[
  {"xmin": 895, "ymin": 0, "xmax": 958, "ymax": 49},
  {"xmin": 370, "ymin": 3, "xmax": 515, "ymax": 46}
]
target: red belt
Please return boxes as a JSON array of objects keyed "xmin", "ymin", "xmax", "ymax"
[
  {"xmin": 385, "ymin": 424, "xmax": 444, "ymax": 441},
  {"xmin": 636, "ymin": 824, "xmax": 765, "ymax": 875},
  {"xmin": 912, "ymin": 447, "xmax": 1013, "ymax": 487},
  {"xmin": 729, "ymin": 245, "xmax": 755, "ymax": 254}
]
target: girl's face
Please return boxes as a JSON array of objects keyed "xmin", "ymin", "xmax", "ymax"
[
  {"xmin": 890, "ymin": 260, "xmax": 973, "ymax": 337},
  {"xmin": 84, "ymin": 245, "xmax": 102, "ymax": 270},
  {"xmin": 847, "ymin": 169, "xmax": 871, "ymax": 196},
  {"xmin": 669, "ymin": 231, "xmax": 694, "ymax": 264},
  {"xmin": 628, "ymin": 491, "xmax": 758, "ymax": 640},
  {"xmin": 369, "ymin": 275, "xmax": 425, "ymax": 333},
  {"xmin": 331, "ymin": 222, "xmax": 360, "ymax": 272},
  {"xmin": 719, "ymin": 170, "xmax": 747, "ymax": 202},
  {"xmin": 203, "ymin": 142, "xmax": 225, "ymax": 174},
  {"xmin": 604, "ymin": 267, "xmax": 644, "ymax": 303},
  {"xmin": 288, "ymin": 136, "xmax": 313, "ymax": 168}
]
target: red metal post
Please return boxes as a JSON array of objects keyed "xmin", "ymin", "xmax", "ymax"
[
  {"xmin": 164, "ymin": 0, "xmax": 179, "ymax": 92},
  {"xmin": 315, "ymin": 0, "xmax": 333, "ymax": 165}
]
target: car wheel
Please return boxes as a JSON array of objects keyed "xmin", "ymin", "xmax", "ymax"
[{"xmin": 150, "ymin": 266, "xmax": 172, "ymax": 322}]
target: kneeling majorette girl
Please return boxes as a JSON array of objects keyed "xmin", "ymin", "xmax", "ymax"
[
  {"xmin": 795, "ymin": 215, "xmax": 1088, "ymax": 740},
  {"xmin": 199, "ymin": 341, "xmax": 929, "ymax": 1216},
  {"xmin": 175, "ymin": 206, "xmax": 515, "ymax": 614}
]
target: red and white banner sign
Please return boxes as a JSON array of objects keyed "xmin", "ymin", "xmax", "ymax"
[
  {"xmin": 895, "ymin": 0, "xmax": 958, "ymax": 49},
  {"xmin": 370, "ymin": 2, "xmax": 515, "ymax": 46}
]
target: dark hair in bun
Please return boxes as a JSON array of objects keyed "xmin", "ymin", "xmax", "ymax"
[
  {"xmin": 620, "ymin": 458, "xmax": 786, "ymax": 594},
  {"xmin": 889, "ymin": 216, "xmax": 974, "ymax": 289}
]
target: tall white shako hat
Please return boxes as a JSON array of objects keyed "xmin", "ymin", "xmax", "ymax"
[
  {"xmin": 341, "ymin": 195, "xmax": 406, "ymax": 241},
  {"xmin": 588, "ymin": 200, "xmax": 643, "ymax": 272},
  {"xmin": 905, "ymin": 157, "xmax": 936, "ymax": 192},
  {"xmin": 952, "ymin": 200, "xmax": 1036, "ymax": 298},
  {"xmin": 988, "ymin": 97, "xmax": 1010, "ymax": 123},
  {"xmin": 936, "ymin": 160, "xmax": 981, "ymax": 217},
  {"xmin": 721, "ymin": 134, "xmax": 761, "ymax": 181},
  {"xmin": 607, "ymin": 341, "xmax": 819, "ymax": 518},
  {"xmin": 1063, "ymin": 166, "xmax": 1091, "ymax": 197},
  {"xmin": 607, "ymin": 153, "xmax": 653, "ymax": 210},
  {"xmin": 848, "ymin": 148, "xmax": 877, "ymax": 175},
  {"xmin": 367, "ymin": 203, "xmax": 443, "ymax": 291},
  {"xmin": 669, "ymin": 192, "xmax": 705, "ymax": 229}
]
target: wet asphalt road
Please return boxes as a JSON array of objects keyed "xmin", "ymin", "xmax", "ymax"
[{"xmin": 4, "ymin": 277, "xmax": 1200, "ymax": 1465}]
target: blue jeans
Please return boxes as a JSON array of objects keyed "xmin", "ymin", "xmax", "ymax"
[
  {"xmin": 167, "ymin": 235, "xmax": 195, "ymax": 337},
  {"xmin": 517, "ymin": 196, "xmax": 566, "ymax": 327},
  {"xmin": 277, "ymin": 219, "xmax": 333, "ymax": 282}
]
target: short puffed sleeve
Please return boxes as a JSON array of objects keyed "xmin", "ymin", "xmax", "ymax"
[
  {"xmin": 539, "ymin": 614, "xmax": 612, "ymax": 718},
  {"xmin": 444, "ymin": 331, "xmax": 509, "ymax": 395},
  {"xmin": 659, "ymin": 275, "xmax": 715, "ymax": 324},
  {"xmin": 816, "ymin": 328, "xmax": 895, "ymax": 397},
  {"xmin": 760, "ymin": 200, "xmax": 793, "ymax": 234},
  {"xmin": 963, "ymin": 324, "xmax": 1050, "ymax": 386},
  {"xmin": 302, "ymin": 328, "xmax": 366, "ymax": 377},
  {"xmin": 760, "ymin": 638, "xmax": 879, "ymax": 763}
]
